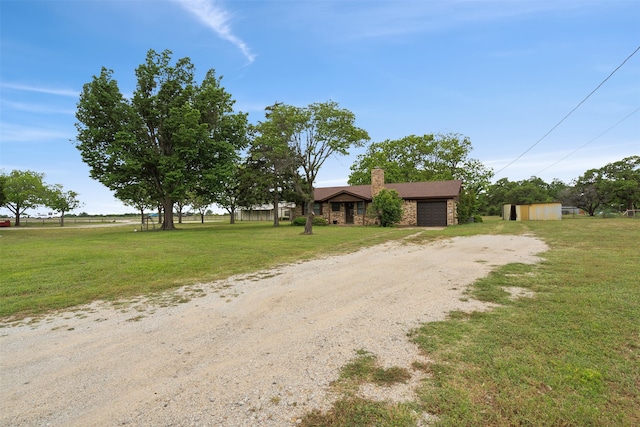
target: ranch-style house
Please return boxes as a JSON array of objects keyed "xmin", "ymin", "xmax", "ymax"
[{"xmin": 293, "ymin": 168, "xmax": 462, "ymax": 227}]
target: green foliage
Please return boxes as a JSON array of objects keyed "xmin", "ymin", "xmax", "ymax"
[
  {"xmin": 481, "ymin": 176, "xmax": 565, "ymax": 215},
  {"xmin": 291, "ymin": 216, "xmax": 327, "ymax": 226},
  {"xmin": 44, "ymin": 184, "xmax": 82, "ymax": 226},
  {"xmin": 348, "ymin": 132, "xmax": 493, "ymax": 193},
  {"xmin": 256, "ymin": 101, "xmax": 369, "ymax": 234},
  {"xmin": 456, "ymin": 187, "xmax": 479, "ymax": 224},
  {"xmin": 368, "ymin": 188, "xmax": 403, "ymax": 227},
  {"xmin": 0, "ymin": 173, "xmax": 7, "ymax": 206},
  {"xmin": 1, "ymin": 170, "xmax": 47, "ymax": 226},
  {"xmin": 75, "ymin": 49, "xmax": 248, "ymax": 230},
  {"xmin": 598, "ymin": 155, "xmax": 640, "ymax": 212}
]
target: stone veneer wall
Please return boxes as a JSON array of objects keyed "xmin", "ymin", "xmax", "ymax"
[
  {"xmin": 400, "ymin": 200, "xmax": 417, "ymax": 226},
  {"xmin": 293, "ymin": 198, "xmax": 458, "ymax": 226},
  {"xmin": 371, "ymin": 168, "xmax": 385, "ymax": 196},
  {"xmin": 447, "ymin": 199, "xmax": 458, "ymax": 225}
]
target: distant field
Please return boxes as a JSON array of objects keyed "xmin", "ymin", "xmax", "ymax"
[{"xmin": 3, "ymin": 214, "xmax": 232, "ymax": 228}]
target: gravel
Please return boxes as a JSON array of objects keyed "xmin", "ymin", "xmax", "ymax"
[{"xmin": 0, "ymin": 234, "xmax": 548, "ymax": 426}]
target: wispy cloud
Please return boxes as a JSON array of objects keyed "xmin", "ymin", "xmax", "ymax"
[
  {"xmin": 0, "ymin": 82, "xmax": 79, "ymax": 97},
  {"xmin": 172, "ymin": 0, "xmax": 255, "ymax": 63},
  {"xmin": 0, "ymin": 123, "xmax": 72, "ymax": 143},
  {"xmin": 1, "ymin": 100, "xmax": 76, "ymax": 115}
]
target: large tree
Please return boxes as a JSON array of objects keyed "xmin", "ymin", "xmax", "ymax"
[
  {"xmin": 559, "ymin": 170, "xmax": 606, "ymax": 217},
  {"xmin": 75, "ymin": 49, "xmax": 247, "ymax": 230},
  {"xmin": 258, "ymin": 101, "xmax": 369, "ymax": 234},
  {"xmin": 599, "ymin": 155, "xmax": 640, "ymax": 214},
  {"xmin": 348, "ymin": 133, "xmax": 493, "ymax": 193},
  {"xmin": 1, "ymin": 170, "xmax": 47, "ymax": 226}
]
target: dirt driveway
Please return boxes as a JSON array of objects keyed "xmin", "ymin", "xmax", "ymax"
[{"xmin": 0, "ymin": 234, "xmax": 548, "ymax": 426}]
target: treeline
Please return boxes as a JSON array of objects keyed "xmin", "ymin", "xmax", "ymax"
[
  {"xmin": 479, "ymin": 156, "xmax": 640, "ymax": 217},
  {"xmin": 0, "ymin": 170, "xmax": 81, "ymax": 226}
]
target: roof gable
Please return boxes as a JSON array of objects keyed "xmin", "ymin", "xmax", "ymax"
[{"xmin": 314, "ymin": 185, "xmax": 371, "ymax": 201}]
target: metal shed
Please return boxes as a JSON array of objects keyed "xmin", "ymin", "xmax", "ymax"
[{"xmin": 502, "ymin": 202, "xmax": 562, "ymax": 221}]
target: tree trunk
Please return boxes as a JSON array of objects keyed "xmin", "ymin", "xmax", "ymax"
[
  {"xmin": 304, "ymin": 199, "xmax": 314, "ymax": 235},
  {"xmin": 140, "ymin": 209, "xmax": 145, "ymax": 226},
  {"xmin": 60, "ymin": 212, "xmax": 65, "ymax": 227},
  {"xmin": 200, "ymin": 213, "xmax": 204, "ymax": 224},
  {"xmin": 273, "ymin": 192, "xmax": 280, "ymax": 227},
  {"xmin": 162, "ymin": 197, "xmax": 175, "ymax": 230},
  {"xmin": 229, "ymin": 207, "xmax": 236, "ymax": 224}
]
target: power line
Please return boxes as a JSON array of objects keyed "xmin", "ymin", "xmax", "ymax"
[
  {"xmin": 494, "ymin": 44, "xmax": 640, "ymax": 177},
  {"xmin": 535, "ymin": 106, "xmax": 640, "ymax": 176}
]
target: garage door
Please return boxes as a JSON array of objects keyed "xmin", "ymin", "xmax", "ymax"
[{"xmin": 417, "ymin": 201, "xmax": 447, "ymax": 226}]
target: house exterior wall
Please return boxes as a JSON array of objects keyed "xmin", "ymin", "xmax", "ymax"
[
  {"xmin": 448, "ymin": 199, "xmax": 458, "ymax": 225},
  {"xmin": 401, "ymin": 200, "xmax": 417, "ymax": 226},
  {"xmin": 294, "ymin": 198, "xmax": 458, "ymax": 226}
]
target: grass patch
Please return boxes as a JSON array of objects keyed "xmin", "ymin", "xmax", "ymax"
[
  {"xmin": 408, "ymin": 217, "xmax": 640, "ymax": 426},
  {"xmin": 335, "ymin": 349, "xmax": 412, "ymax": 389},
  {"xmin": 0, "ymin": 222, "xmax": 418, "ymax": 319},
  {"xmin": 300, "ymin": 397, "xmax": 418, "ymax": 427}
]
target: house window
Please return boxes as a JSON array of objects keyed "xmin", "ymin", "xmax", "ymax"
[
  {"xmin": 303, "ymin": 203, "xmax": 323, "ymax": 215},
  {"xmin": 357, "ymin": 201, "xmax": 364, "ymax": 215},
  {"xmin": 331, "ymin": 202, "xmax": 341, "ymax": 212}
]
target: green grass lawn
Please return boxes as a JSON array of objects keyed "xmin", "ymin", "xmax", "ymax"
[
  {"xmin": 0, "ymin": 221, "xmax": 418, "ymax": 318},
  {"xmin": 300, "ymin": 217, "xmax": 640, "ymax": 426},
  {"xmin": 2, "ymin": 216, "xmax": 638, "ymax": 425}
]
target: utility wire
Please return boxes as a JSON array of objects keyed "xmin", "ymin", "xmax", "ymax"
[
  {"xmin": 535, "ymin": 106, "xmax": 640, "ymax": 175},
  {"xmin": 494, "ymin": 44, "xmax": 640, "ymax": 177}
]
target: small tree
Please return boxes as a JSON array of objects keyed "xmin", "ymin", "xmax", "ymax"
[
  {"xmin": 1, "ymin": 170, "xmax": 47, "ymax": 226},
  {"xmin": 457, "ymin": 187, "xmax": 479, "ymax": 223},
  {"xmin": 368, "ymin": 189, "xmax": 404, "ymax": 227},
  {"xmin": 44, "ymin": 184, "xmax": 83, "ymax": 227},
  {"xmin": 117, "ymin": 182, "xmax": 155, "ymax": 225}
]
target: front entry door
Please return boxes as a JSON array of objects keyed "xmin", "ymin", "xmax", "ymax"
[{"xmin": 345, "ymin": 202, "xmax": 354, "ymax": 224}]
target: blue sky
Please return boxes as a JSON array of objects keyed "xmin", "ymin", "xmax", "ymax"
[{"xmin": 1, "ymin": 0, "xmax": 639, "ymax": 215}]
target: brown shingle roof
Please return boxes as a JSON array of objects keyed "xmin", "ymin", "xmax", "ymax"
[{"xmin": 314, "ymin": 180, "xmax": 462, "ymax": 201}]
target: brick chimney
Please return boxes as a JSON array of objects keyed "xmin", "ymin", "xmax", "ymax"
[{"xmin": 371, "ymin": 168, "xmax": 384, "ymax": 196}]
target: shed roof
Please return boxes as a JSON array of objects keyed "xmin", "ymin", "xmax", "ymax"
[{"xmin": 314, "ymin": 180, "xmax": 462, "ymax": 202}]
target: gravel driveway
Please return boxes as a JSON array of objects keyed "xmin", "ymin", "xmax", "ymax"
[{"xmin": 0, "ymin": 234, "xmax": 548, "ymax": 426}]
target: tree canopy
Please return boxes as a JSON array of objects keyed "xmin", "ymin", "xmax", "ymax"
[
  {"xmin": 481, "ymin": 177, "xmax": 567, "ymax": 216},
  {"xmin": 348, "ymin": 133, "xmax": 493, "ymax": 193},
  {"xmin": 1, "ymin": 170, "xmax": 47, "ymax": 226},
  {"xmin": 559, "ymin": 155, "xmax": 640, "ymax": 216},
  {"xmin": 0, "ymin": 170, "xmax": 80, "ymax": 226},
  {"xmin": 254, "ymin": 101, "xmax": 369, "ymax": 234},
  {"xmin": 44, "ymin": 184, "xmax": 82, "ymax": 226},
  {"xmin": 75, "ymin": 49, "xmax": 248, "ymax": 230}
]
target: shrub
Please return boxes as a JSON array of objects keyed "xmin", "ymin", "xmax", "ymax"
[
  {"xmin": 368, "ymin": 189, "xmax": 403, "ymax": 227},
  {"xmin": 291, "ymin": 216, "xmax": 328, "ymax": 226}
]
